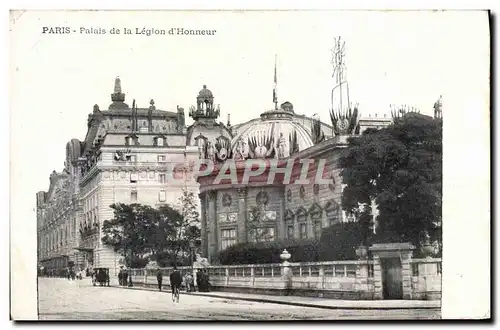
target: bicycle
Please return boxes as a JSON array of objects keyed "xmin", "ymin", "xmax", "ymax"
[{"xmin": 171, "ymin": 285, "xmax": 180, "ymax": 303}]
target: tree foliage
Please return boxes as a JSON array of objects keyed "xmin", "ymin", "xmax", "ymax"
[
  {"xmin": 339, "ymin": 113, "xmax": 442, "ymax": 247},
  {"xmin": 217, "ymin": 239, "xmax": 320, "ymax": 265},
  {"xmin": 101, "ymin": 188, "xmax": 201, "ymax": 268},
  {"xmin": 101, "ymin": 203, "xmax": 158, "ymax": 267}
]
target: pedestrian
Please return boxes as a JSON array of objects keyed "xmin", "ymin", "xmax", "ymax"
[
  {"xmin": 118, "ymin": 268, "xmax": 123, "ymax": 286},
  {"xmin": 123, "ymin": 268, "xmax": 128, "ymax": 287},
  {"xmin": 185, "ymin": 273, "xmax": 193, "ymax": 292},
  {"xmin": 156, "ymin": 268, "xmax": 163, "ymax": 291},
  {"xmin": 196, "ymin": 269, "xmax": 203, "ymax": 291},
  {"xmin": 203, "ymin": 269, "xmax": 211, "ymax": 292}
]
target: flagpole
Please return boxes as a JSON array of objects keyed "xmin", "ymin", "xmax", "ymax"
[{"xmin": 273, "ymin": 54, "xmax": 278, "ymax": 110}]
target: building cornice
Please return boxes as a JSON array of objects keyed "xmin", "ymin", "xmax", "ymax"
[{"xmin": 100, "ymin": 146, "xmax": 190, "ymax": 153}]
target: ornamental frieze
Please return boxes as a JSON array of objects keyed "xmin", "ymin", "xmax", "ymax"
[{"xmin": 218, "ymin": 212, "xmax": 237, "ymax": 224}]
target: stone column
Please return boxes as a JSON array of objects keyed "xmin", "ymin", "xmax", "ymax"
[
  {"xmin": 354, "ymin": 247, "xmax": 371, "ymax": 299},
  {"xmin": 372, "ymin": 255, "xmax": 383, "ymax": 299},
  {"xmin": 401, "ymin": 250, "xmax": 413, "ymax": 300},
  {"xmin": 199, "ymin": 192, "xmax": 208, "ymax": 258},
  {"xmin": 280, "ymin": 250, "xmax": 292, "ymax": 295},
  {"xmin": 278, "ymin": 188, "xmax": 286, "ymax": 240},
  {"xmin": 237, "ymin": 187, "xmax": 248, "ymax": 244},
  {"xmin": 207, "ymin": 191, "xmax": 218, "ymax": 263},
  {"xmin": 294, "ymin": 214, "xmax": 300, "ymax": 239}
]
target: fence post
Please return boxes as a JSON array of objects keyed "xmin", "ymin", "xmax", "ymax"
[
  {"xmin": 280, "ymin": 249, "xmax": 292, "ymax": 295},
  {"xmin": 250, "ymin": 265, "xmax": 255, "ymax": 287}
]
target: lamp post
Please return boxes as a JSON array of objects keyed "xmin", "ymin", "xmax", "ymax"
[{"xmin": 189, "ymin": 241, "xmax": 196, "ymax": 292}]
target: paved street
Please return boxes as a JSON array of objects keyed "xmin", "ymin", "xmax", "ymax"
[{"xmin": 38, "ymin": 278, "xmax": 440, "ymax": 320}]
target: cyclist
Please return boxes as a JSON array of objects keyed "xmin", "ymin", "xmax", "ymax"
[{"xmin": 169, "ymin": 266, "xmax": 182, "ymax": 303}]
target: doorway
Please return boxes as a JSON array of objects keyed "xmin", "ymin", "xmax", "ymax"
[{"xmin": 381, "ymin": 257, "xmax": 403, "ymax": 299}]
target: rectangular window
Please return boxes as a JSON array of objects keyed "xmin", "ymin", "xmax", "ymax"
[
  {"xmin": 299, "ymin": 223, "xmax": 307, "ymax": 239},
  {"xmin": 327, "ymin": 211, "xmax": 340, "ymax": 226},
  {"xmin": 157, "ymin": 138, "xmax": 164, "ymax": 146},
  {"xmin": 158, "ymin": 155, "xmax": 166, "ymax": 162},
  {"xmin": 314, "ymin": 222, "xmax": 322, "ymax": 240},
  {"xmin": 131, "ymin": 191, "xmax": 138, "ymax": 202},
  {"xmin": 287, "ymin": 225, "xmax": 294, "ymax": 239},
  {"xmin": 129, "ymin": 155, "xmax": 137, "ymax": 162},
  {"xmin": 221, "ymin": 228, "xmax": 237, "ymax": 250},
  {"xmin": 159, "ymin": 190, "xmax": 166, "ymax": 202},
  {"xmin": 130, "ymin": 173, "xmax": 138, "ymax": 183},
  {"xmin": 159, "ymin": 174, "xmax": 166, "ymax": 184}
]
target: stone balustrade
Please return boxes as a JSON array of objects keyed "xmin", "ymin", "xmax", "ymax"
[{"xmin": 124, "ymin": 246, "xmax": 442, "ymax": 301}]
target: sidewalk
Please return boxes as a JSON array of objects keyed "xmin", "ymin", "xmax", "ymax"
[{"xmin": 112, "ymin": 283, "xmax": 441, "ymax": 310}]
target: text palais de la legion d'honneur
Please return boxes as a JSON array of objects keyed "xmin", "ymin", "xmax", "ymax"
[{"xmin": 79, "ymin": 27, "xmax": 217, "ymax": 36}]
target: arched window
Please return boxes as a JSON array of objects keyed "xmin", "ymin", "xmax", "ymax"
[
  {"xmin": 324, "ymin": 200, "xmax": 341, "ymax": 226},
  {"xmin": 309, "ymin": 203, "xmax": 323, "ymax": 240},
  {"xmin": 296, "ymin": 207, "xmax": 308, "ymax": 240}
]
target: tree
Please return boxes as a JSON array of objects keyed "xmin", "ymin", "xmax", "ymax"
[
  {"xmin": 152, "ymin": 189, "xmax": 201, "ymax": 266},
  {"xmin": 339, "ymin": 113, "xmax": 442, "ymax": 248},
  {"xmin": 149, "ymin": 204, "xmax": 184, "ymax": 267},
  {"xmin": 101, "ymin": 203, "xmax": 158, "ymax": 268}
]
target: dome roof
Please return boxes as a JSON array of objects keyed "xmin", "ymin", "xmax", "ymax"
[
  {"xmin": 198, "ymin": 85, "xmax": 213, "ymax": 99},
  {"xmin": 231, "ymin": 109, "xmax": 314, "ymax": 158}
]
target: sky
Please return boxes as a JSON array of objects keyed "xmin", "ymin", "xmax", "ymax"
[{"xmin": 10, "ymin": 9, "xmax": 489, "ymax": 204}]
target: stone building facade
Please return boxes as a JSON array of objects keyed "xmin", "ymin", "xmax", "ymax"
[
  {"xmin": 197, "ymin": 102, "xmax": 391, "ymax": 263},
  {"xmin": 36, "ymin": 169, "xmax": 80, "ymax": 273},
  {"xmin": 36, "ymin": 78, "xmax": 404, "ymax": 274},
  {"xmin": 37, "ymin": 77, "xmax": 200, "ymax": 275}
]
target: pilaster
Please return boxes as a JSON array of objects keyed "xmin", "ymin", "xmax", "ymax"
[
  {"xmin": 402, "ymin": 251, "xmax": 413, "ymax": 300},
  {"xmin": 207, "ymin": 191, "xmax": 217, "ymax": 263},
  {"xmin": 237, "ymin": 187, "xmax": 248, "ymax": 244},
  {"xmin": 278, "ymin": 188, "xmax": 286, "ymax": 240},
  {"xmin": 199, "ymin": 192, "xmax": 208, "ymax": 258},
  {"xmin": 372, "ymin": 256, "xmax": 383, "ymax": 299}
]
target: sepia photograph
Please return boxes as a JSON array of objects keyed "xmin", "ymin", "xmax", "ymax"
[{"xmin": 9, "ymin": 8, "xmax": 490, "ymax": 321}]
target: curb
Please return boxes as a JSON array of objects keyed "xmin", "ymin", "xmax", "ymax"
[{"xmin": 110, "ymin": 285, "xmax": 441, "ymax": 311}]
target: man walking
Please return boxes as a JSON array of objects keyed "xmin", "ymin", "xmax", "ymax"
[{"xmin": 156, "ymin": 268, "xmax": 163, "ymax": 291}]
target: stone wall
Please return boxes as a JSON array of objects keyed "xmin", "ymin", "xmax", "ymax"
[{"xmin": 127, "ymin": 257, "xmax": 441, "ymax": 301}]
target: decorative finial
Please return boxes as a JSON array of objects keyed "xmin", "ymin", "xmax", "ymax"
[
  {"xmin": 110, "ymin": 76, "xmax": 127, "ymax": 107},
  {"xmin": 149, "ymin": 99, "xmax": 156, "ymax": 110},
  {"xmin": 227, "ymin": 113, "xmax": 231, "ymax": 126},
  {"xmin": 150, "ymin": 99, "xmax": 155, "ymax": 106},
  {"xmin": 203, "ymin": 84, "xmax": 207, "ymax": 89},
  {"xmin": 114, "ymin": 76, "xmax": 122, "ymax": 94}
]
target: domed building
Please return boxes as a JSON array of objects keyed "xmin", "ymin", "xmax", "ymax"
[
  {"xmin": 186, "ymin": 85, "xmax": 233, "ymax": 158},
  {"xmin": 196, "ymin": 94, "xmax": 384, "ymax": 262}
]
